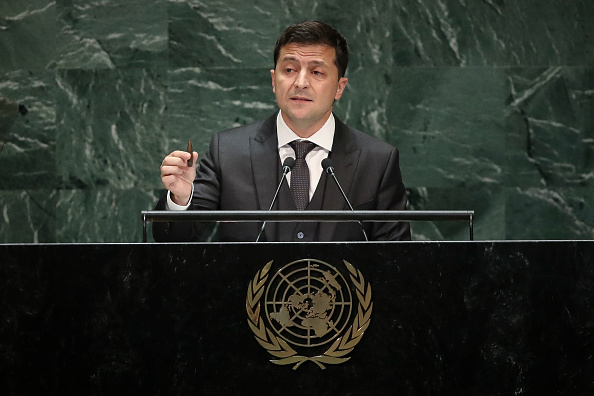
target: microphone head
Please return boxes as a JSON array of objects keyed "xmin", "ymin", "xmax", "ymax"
[
  {"xmin": 321, "ymin": 158, "xmax": 333, "ymax": 173},
  {"xmin": 283, "ymin": 156, "xmax": 296, "ymax": 170}
]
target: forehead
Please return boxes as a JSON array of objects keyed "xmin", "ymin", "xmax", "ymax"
[{"xmin": 278, "ymin": 43, "xmax": 337, "ymax": 65}]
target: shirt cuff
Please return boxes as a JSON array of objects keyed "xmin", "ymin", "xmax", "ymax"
[{"xmin": 166, "ymin": 184, "xmax": 194, "ymax": 210}]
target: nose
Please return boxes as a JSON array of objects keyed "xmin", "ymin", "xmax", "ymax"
[{"xmin": 294, "ymin": 70, "xmax": 309, "ymax": 89}]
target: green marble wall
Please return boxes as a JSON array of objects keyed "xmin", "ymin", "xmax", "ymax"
[{"xmin": 0, "ymin": 0, "xmax": 593, "ymax": 242}]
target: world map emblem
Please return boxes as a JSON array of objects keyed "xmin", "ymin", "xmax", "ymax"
[{"xmin": 246, "ymin": 259, "xmax": 373, "ymax": 369}]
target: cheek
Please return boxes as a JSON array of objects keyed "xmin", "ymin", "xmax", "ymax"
[
  {"xmin": 275, "ymin": 79, "xmax": 289, "ymax": 94},
  {"xmin": 326, "ymin": 85, "xmax": 340, "ymax": 100}
]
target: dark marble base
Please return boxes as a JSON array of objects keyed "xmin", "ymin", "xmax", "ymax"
[{"xmin": 1, "ymin": 241, "xmax": 593, "ymax": 395}]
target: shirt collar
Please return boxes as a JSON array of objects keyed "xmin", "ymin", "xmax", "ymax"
[{"xmin": 276, "ymin": 110, "xmax": 335, "ymax": 152}]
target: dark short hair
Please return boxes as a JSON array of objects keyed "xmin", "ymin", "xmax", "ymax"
[{"xmin": 273, "ymin": 21, "xmax": 349, "ymax": 79}]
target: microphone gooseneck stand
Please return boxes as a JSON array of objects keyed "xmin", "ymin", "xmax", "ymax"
[
  {"xmin": 321, "ymin": 158, "xmax": 369, "ymax": 241},
  {"xmin": 255, "ymin": 157, "xmax": 295, "ymax": 242}
]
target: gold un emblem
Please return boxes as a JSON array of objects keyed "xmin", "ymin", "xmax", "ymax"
[{"xmin": 246, "ymin": 259, "xmax": 373, "ymax": 369}]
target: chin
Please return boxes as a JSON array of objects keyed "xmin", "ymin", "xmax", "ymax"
[{"xmin": 289, "ymin": 113, "xmax": 314, "ymax": 123}]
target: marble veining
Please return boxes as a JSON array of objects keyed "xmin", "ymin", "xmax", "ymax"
[{"xmin": 0, "ymin": 0, "xmax": 593, "ymax": 242}]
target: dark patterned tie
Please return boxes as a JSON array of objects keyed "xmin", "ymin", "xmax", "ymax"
[{"xmin": 289, "ymin": 140, "xmax": 317, "ymax": 210}]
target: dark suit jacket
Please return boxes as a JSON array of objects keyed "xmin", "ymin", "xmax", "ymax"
[{"xmin": 153, "ymin": 112, "xmax": 411, "ymax": 242}]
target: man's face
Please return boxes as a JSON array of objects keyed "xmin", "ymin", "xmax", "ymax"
[{"xmin": 271, "ymin": 43, "xmax": 348, "ymax": 137}]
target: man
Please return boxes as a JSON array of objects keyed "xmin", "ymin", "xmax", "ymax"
[{"xmin": 154, "ymin": 21, "xmax": 411, "ymax": 242}]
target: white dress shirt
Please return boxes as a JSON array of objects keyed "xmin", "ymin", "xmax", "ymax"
[
  {"xmin": 167, "ymin": 111, "xmax": 335, "ymax": 209},
  {"xmin": 276, "ymin": 111, "xmax": 334, "ymax": 200}
]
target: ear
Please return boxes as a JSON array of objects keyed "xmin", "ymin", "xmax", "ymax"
[
  {"xmin": 334, "ymin": 77, "xmax": 348, "ymax": 100},
  {"xmin": 270, "ymin": 69, "xmax": 276, "ymax": 94}
]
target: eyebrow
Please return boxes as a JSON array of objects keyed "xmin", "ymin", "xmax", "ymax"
[{"xmin": 280, "ymin": 56, "xmax": 328, "ymax": 67}]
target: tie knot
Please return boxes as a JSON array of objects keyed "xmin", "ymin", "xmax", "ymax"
[{"xmin": 289, "ymin": 140, "xmax": 316, "ymax": 159}]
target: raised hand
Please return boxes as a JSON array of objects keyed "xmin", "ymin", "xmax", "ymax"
[{"xmin": 160, "ymin": 150, "xmax": 199, "ymax": 206}]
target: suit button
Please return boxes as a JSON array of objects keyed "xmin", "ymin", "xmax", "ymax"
[{"xmin": 297, "ymin": 232, "xmax": 304, "ymax": 239}]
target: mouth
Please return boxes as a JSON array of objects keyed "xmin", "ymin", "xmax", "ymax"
[{"xmin": 290, "ymin": 96, "xmax": 313, "ymax": 103}]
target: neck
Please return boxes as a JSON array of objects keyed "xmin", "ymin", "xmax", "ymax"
[{"xmin": 281, "ymin": 110, "xmax": 332, "ymax": 138}]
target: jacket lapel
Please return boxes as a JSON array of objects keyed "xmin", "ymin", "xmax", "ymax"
[
  {"xmin": 249, "ymin": 113, "xmax": 361, "ymax": 241},
  {"xmin": 250, "ymin": 113, "xmax": 281, "ymax": 240},
  {"xmin": 319, "ymin": 117, "xmax": 361, "ymax": 241}
]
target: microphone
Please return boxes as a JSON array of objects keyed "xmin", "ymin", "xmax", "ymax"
[
  {"xmin": 321, "ymin": 158, "xmax": 369, "ymax": 241},
  {"xmin": 255, "ymin": 157, "xmax": 295, "ymax": 242}
]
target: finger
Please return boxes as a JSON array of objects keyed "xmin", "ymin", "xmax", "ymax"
[
  {"xmin": 161, "ymin": 152, "xmax": 191, "ymax": 169},
  {"xmin": 169, "ymin": 150, "xmax": 192, "ymax": 159},
  {"xmin": 162, "ymin": 172, "xmax": 192, "ymax": 185},
  {"xmin": 162, "ymin": 155, "xmax": 189, "ymax": 168},
  {"xmin": 160, "ymin": 165, "xmax": 185, "ymax": 177},
  {"xmin": 162, "ymin": 174, "xmax": 179, "ymax": 187},
  {"xmin": 161, "ymin": 164, "xmax": 194, "ymax": 181},
  {"xmin": 162, "ymin": 173, "xmax": 193, "ymax": 190}
]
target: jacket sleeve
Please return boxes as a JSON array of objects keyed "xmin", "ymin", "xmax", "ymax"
[{"xmin": 370, "ymin": 147, "xmax": 411, "ymax": 241}]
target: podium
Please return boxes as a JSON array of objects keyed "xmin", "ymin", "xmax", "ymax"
[{"xmin": 1, "ymin": 241, "xmax": 593, "ymax": 394}]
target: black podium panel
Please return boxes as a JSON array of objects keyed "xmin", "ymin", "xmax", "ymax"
[{"xmin": 1, "ymin": 241, "xmax": 593, "ymax": 395}]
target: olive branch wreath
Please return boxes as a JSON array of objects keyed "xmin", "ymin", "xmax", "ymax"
[{"xmin": 246, "ymin": 260, "xmax": 373, "ymax": 370}]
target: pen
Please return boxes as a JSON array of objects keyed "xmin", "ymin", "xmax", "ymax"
[{"xmin": 186, "ymin": 139, "xmax": 193, "ymax": 167}]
